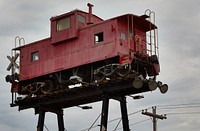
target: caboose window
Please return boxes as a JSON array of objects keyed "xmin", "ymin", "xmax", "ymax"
[
  {"xmin": 121, "ymin": 32, "xmax": 126, "ymax": 40},
  {"xmin": 57, "ymin": 17, "xmax": 70, "ymax": 31},
  {"xmin": 32, "ymin": 52, "xmax": 39, "ymax": 61},
  {"xmin": 95, "ymin": 32, "xmax": 104, "ymax": 44},
  {"xmin": 78, "ymin": 15, "xmax": 86, "ymax": 24}
]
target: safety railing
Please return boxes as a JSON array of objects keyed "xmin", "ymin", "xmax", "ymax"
[{"xmin": 145, "ymin": 9, "xmax": 159, "ymax": 58}]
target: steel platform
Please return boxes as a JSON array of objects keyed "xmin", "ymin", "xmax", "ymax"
[{"xmin": 14, "ymin": 75, "xmax": 152, "ymax": 112}]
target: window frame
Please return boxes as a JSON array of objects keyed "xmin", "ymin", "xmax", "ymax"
[
  {"xmin": 94, "ymin": 32, "xmax": 104, "ymax": 44},
  {"xmin": 120, "ymin": 32, "xmax": 126, "ymax": 41},
  {"xmin": 31, "ymin": 51, "xmax": 39, "ymax": 62},
  {"xmin": 56, "ymin": 17, "xmax": 71, "ymax": 31},
  {"xmin": 77, "ymin": 15, "xmax": 86, "ymax": 24}
]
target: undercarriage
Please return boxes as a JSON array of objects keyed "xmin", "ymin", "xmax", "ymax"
[{"xmin": 19, "ymin": 57, "xmax": 168, "ymax": 98}]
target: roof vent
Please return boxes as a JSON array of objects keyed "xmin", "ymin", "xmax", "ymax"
[{"xmin": 87, "ymin": 3, "xmax": 94, "ymax": 25}]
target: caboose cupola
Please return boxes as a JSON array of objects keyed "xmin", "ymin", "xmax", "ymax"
[
  {"xmin": 50, "ymin": 4, "xmax": 103, "ymax": 44},
  {"xmin": 50, "ymin": 11, "xmax": 79, "ymax": 44}
]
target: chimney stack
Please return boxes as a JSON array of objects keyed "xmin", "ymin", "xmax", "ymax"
[{"xmin": 87, "ymin": 3, "xmax": 94, "ymax": 25}]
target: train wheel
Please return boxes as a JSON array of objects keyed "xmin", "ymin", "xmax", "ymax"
[
  {"xmin": 132, "ymin": 77, "xmax": 143, "ymax": 89},
  {"xmin": 117, "ymin": 64, "xmax": 131, "ymax": 77},
  {"xmin": 41, "ymin": 80, "xmax": 53, "ymax": 94}
]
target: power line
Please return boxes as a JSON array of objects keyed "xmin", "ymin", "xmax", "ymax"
[
  {"xmin": 111, "ymin": 108, "xmax": 152, "ymax": 131},
  {"xmin": 43, "ymin": 124, "xmax": 68, "ymax": 131},
  {"xmin": 157, "ymin": 102, "xmax": 200, "ymax": 108},
  {"xmin": 114, "ymin": 118, "xmax": 151, "ymax": 131},
  {"xmin": 113, "ymin": 119, "xmax": 122, "ymax": 131},
  {"xmin": 167, "ymin": 112, "xmax": 200, "ymax": 115},
  {"xmin": 81, "ymin": 113, "xmax": 101, "ymax": 131},
  {"xmin": 129, "ymin": 118, "xmax": 151, "ymax": 127},
  {"xmin": 80, "ymin": 109, "xmax": 146, "ymax": 131},
  {"xmin": 87, "ymin": 113, "xmax": 101, "ymax": 131},
  {"xmin": 114, "ymin": 105, "xmax": 200, "ymax": 131},
  {"xmin": 81, "ymin": 103, "xmax": 200, "ymax": 131},
  {"xmin": 108, "ymin": 109, "xmax": 143, "ymax": 123},
  {"xmin": 157, "ymin": 105, "xmax": 200, "ymax": 110},
  {"xmin": 44, "ymin": 124, "xmax": 49, "ymax": 131},
  {"xmin": 110, "ymin": 109, "xmax": 150, "ymax": 131}
]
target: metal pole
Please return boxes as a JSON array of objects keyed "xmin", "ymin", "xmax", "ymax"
[
  {"xmin": 37, "ymin": 110, "xmax": 46, "ymax": 131},
  {"xmin": 152, "ymin": 106, "xmax": 157, "ymax": 131},
  {"xmin": 100, "ymin": 92, "xmax": 109, "ymax": 131},
  {"xmin": 57, "ymin": 110, "xmax": 65, "ymax": 131},
  {"xmin": 120, "ymin": 96, "xmax": 130, "ymax": 131}
]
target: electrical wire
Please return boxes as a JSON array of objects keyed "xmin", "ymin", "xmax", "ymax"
[
  {"xmin": 111, "ymin": 110, "xmax": 151, "ymax": 131},
  {"xmin": 167, "ymin": 112, "xmax": 200, "ymax": 115},
  {"xmin": 114, "ymin": 118, "xmax": 151, "ymax": 131},
  {"xmin": 113, "ymin": 119, "xmax": 122, "ymax": 131},
  {"xmin": 108, "ymin": 109, "xmax": 142, "ymax": 124},
  {"xmin": 87, "ymin": 113, "xmax": 101, "ymax": 131},
  {"xmin": 43, "ymin": 124, "xmax": 68, "ymax": 131},
  {"xmin": 157, "ymin": 105, "xmax": 200, "ymax": 110},
  {"xmin": 44, "ymin": 124, "xmax": 49, "ymax": 131},
  {"xmin": 81, "ymin": 113, "xmax": 101, "ymax": 131},
  {"xmin": 129, "ymin": 118, "xmax": 151, "ymax": 126},
  {"xmin": 80, "ymin": 109, "xmax": 145, "ymax": 131},
  {"xmin": 81, "ymin": 103, "xmax": 200, "ymax": 131},
  {"xmin": 157, "ymin": 102, "xmax": 200, "ymax": 108}
]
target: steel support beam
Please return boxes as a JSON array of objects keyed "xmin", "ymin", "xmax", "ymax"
[
  {"xmin": 120, "ymin": 96, "xmax": 130, "ymax": 131},
  {"xmin": 36, "ymin": 109, "xmax": 65, "ymax": 131},
  {"xmin": 37, "ymin": 110, "xmax": 46, "ymax": 131},
  {"xmin": 57, "ymin": 110, "xmax": 65, "ymax": 131},
  {"xmin": 100, "ymin": 92, "xmax": 109, "ymax": 131}
]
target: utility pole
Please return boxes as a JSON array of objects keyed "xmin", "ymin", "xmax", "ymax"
[
  {"xmin": 152, "ymin": 106, "xmax": 157, "ymax": 131},
  {"xmin": 142, "ymin": 106, "xmax": 166, "ymax": 131}
]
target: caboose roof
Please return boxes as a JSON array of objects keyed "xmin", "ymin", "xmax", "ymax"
[
  {"xmin": 79, "ymin": 13, "xmax": 157, "ymax": 31},
  {"xmin": 50, "ymin": 9, "xmax": 103, "ymax": 21},
  {"xmin": 13, "ymin": 11, "xmax": 156, "ymax": 50},
  {"xmin": 111, "ymin": 13, "xmax": 157, "ymax": 31}
]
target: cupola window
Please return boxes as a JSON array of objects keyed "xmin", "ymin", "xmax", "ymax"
[{"xmin": 57, "ymin": 17, "xmax": 70, "ymax": 31}]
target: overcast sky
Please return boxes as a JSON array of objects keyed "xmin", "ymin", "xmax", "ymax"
[{"xmin": 0, "ymin": 0, "xmax": 200, "ymax": 131}]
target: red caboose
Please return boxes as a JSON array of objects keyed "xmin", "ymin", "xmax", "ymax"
[{"xmin": 6, "ymin": 4, "xmax": 167, "ymax": 97}]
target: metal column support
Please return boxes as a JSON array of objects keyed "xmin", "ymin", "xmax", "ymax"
[
  {"xmin": 120, "ymin": 96, "xmax": 130, "ymax": 131},
  {"xmin": 100, "ymin": 92, "xmax": 109, "ymax": 131},
  {"xmin": 37, "ymin": 110, "xmax": 46, "ymax": 131},
  {"xmin": 57, "ymin": 110, "xmax": 65, "ymax": 131},
  {"xmin": 36, "ymin": 109, "xmax": 65, "ymax": 131}
]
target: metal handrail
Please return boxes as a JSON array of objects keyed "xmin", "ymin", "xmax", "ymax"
[{"xmin": 144, "ymin": 9, "xmax": 159, "ymax": 58}]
